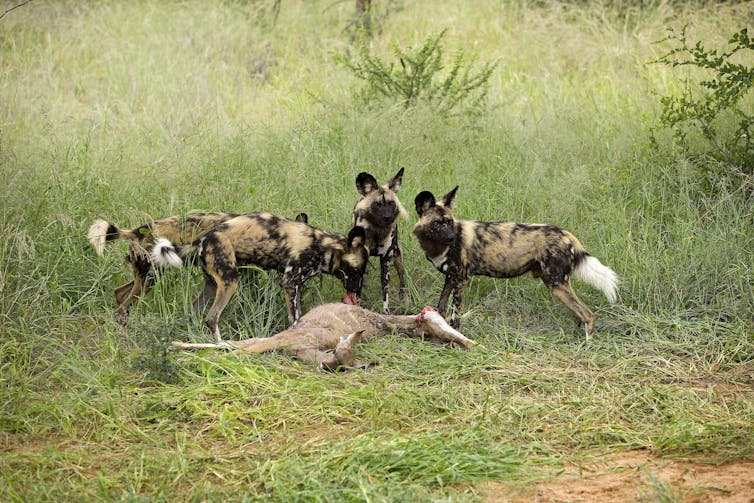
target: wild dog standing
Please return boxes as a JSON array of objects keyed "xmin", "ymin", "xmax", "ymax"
[
  {"xmin": 412, "ymin": 187, "xmax": 618, "ymax": 339},
  {"xmin": 152, "ymin": 212, "xmax": 369, "ymax": 342},
  {"xmin": 352, "ymin": 168, "xmax": 410, "ymax": 312},
  {"xmin": 172, "ymin": 303, "xmax": 475, "ymax": 370},
  {"xmin": 88, "ymin": 213, "xmax": 239, "ymax": 320},
  {"xmin": 88, "ymin": 212, "xmax": 309, "ymax": 320}
]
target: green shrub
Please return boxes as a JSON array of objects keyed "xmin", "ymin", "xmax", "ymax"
[
  {"xmin": 652, "ymin": 26, "xmax": 754, "ymax": 181},
  {"xmin": 337, "ymin": 30, "xmax": 496, "ymax": 115},
  {"xmin": 129, "ymin": 317, "xmax": 182, "ymax": 384}
]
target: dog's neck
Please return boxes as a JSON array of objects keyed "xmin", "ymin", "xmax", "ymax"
[
  {"xmin": 414, "ymin": 234, "xmax": 452, "ymax": 266},
  {"xmin": 321, "ymin": 249, "xmax": 337, "ymax": 274},
  {"xmin": 427, "ymin": 247, "xmax": 450, "ymax": 270}
]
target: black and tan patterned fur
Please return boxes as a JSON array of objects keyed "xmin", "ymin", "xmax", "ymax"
[
  {"xmin": 153, "ymin": 212, "xmax": 368, "ymax": 342},
  {"xmin": 352, "ymin": 168, "xmax": 409, "ymax": 312},
  {"xmin": 412, "ymin": 187, "xmax": 618, "ymax": 339},
  {"xmin": 88, "ymin": 212, "xmax": 309, "ymax": 321},
  {"xmin": 88, "ymin": 213, "xmax": 240, "ymax": 320}
]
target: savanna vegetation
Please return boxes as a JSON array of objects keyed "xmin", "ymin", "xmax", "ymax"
[{"xmin": 1, "ymin": 0, "xmax": 752, "ymax": 501}]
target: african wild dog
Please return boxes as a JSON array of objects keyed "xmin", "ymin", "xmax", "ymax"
[
  {"xmin": 152, "ymin": 212, "xmax": 369, "ymax": 342},
  {"xmin": 88, "ymin": 213, "xmax": 240, "ymax": 320},
  {"xmin": 172, "ymin": 303, "xmax": 475, "ymax": 370},
  {"xmin": 351, "ymin": 168, "xmax": 410, "ymax": 312},
  {"xmin": 88, "ymin": 212, "xmax": 309, "ymax": 320},
  {"xmin": 412, "ymin": 187, "xmax": 618, "ymax": 339}
]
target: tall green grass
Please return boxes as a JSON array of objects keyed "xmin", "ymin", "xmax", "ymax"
[{"xmin": 1, "ymin": 0, "xmax": 752, "ymax": 501}]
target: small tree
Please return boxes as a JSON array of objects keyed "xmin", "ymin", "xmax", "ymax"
[{"xmin": 338, "ymin": 30, "xmax": 496, "ymax": 116}]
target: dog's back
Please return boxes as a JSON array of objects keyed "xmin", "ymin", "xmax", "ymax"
[
  {"xmin": 453, "ymin": 220, "xmax": 586, "ymax": 279},
  {"xmin": 202, "ymin": 212, "xmax": 343, "ymax": 271},
  {"xmin": 413, "ymin": 186, "xmax": 617, "ymax": 338},
  {"xmin": 88, "ymin": 212, "xmax": 238, "ymax": 255},
  {"xmin": 140, "ymin": 213, "xmax": 239, "ymax": 246}
]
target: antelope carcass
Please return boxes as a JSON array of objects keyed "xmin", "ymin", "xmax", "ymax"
[{"xmin": 172, "ymin": 302, "xmax": 476, "ymax": 370}]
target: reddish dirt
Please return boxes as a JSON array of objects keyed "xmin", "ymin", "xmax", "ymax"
[{"xmin": 483, "ymin": 450, "xmax": 754, "ymax": 502}]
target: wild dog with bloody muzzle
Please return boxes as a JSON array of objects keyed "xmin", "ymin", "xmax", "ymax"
[
  {"xmin": 88, "ymin": 212, "xmax": 309, "ymax": 321},
  {"xmin": 152, "ymin": 212, "xmax": 368, "ymax": 342},
  {"xmin": 412, "ymin": 187, "xmax": 618, "ymax": 339},
  {"xmin": 352, "ymin": 168, "xmax": 410, "ymax": 312}
]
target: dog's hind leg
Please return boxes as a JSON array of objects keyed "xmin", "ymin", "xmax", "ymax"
[
  {"xmin": 114, "ymin": 271, "xmax": 154, "ymax": 321},
  {"xmin": 115, "ymin": 280, "xmax": 140, "ymax": 322},
  {"xmin": 115, "ymin": 241, "xmax": 155, "ymax": 321},
  {"xmin": 549, "ymin": 283, "xmax": 595, "ymax": 341},
  {"xmin": 192, "ymin": 270, "xmax": 217, "ymax": 313},
  {"xmin": 201, "ymin": 237, "xmax": 240, "ymax": 342},
  {"xmin": 114, "ymin": 281, "xmax": 135, "ymax": 308},
  {"xmin": 204, "ymin": 278, "xmax": 238, "ymax": 343}
]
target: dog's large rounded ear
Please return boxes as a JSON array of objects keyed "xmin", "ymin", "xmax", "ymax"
[
  {"xmin": 414, "ymin": 191, "xmax": 436, "ymax": 216},
  {"xmin": 440, "ymin": 186, "xmax": 458, "ymax": 209},
  {"xmin": 356, "ymin": 172, "xmax": 378, "ymax": 196},
  {"xmin": 347, "ymin": 226, "xmax": 367, "ymax": 249},
  {"xmin": 388, "ymin": 167, "xmax": 404, "ymax": 192},
  {"xmin": 295, "ymin": 212, "xmax": 308, "ymax": 224}
]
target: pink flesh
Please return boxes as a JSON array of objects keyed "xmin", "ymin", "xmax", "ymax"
[
  {"xmin": 415, "ymin": 305, "xmax": 438, "ymax": 324},
  {"xmin": 342, "ymin": 292, "xmax": 359, "ymax": 305}
]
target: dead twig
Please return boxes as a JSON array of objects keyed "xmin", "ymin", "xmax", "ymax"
[{"xmin": 0, "ymin": 0, "xmax": 33, "ymax": 21}]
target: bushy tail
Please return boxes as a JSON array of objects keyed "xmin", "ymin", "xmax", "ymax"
[
  {"xmin": 87, "ymin": 219, "xmax": 138, "ymax": 256},
  {"xmin": 152, "ymin": 238, "xmax": 189, "ymax": 268},
  {"xmin": 573, "ymin": 255, "xmax": 618, "ymax": 303}
]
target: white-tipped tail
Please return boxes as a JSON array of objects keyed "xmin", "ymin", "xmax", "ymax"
[
  {"xmin": 422, "ymin": 311, "xmax": 476, "ymax": 348},
  {"xmin": 87, "ymin": 220, "xmax": 111, "ymax": 256},
  {"xmin": 152, "ymin": 237, "xmax": 184, "ymax": 268},
  {"xmin": 573, "ymin": 255, "xmax": 618, "ymax": 303}
]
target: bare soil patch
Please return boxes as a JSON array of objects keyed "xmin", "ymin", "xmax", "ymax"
[{"xmin": 483, "ymin": 450, "xmax": 754, "ymax": 502}]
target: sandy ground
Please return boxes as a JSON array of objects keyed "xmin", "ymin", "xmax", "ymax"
[{"xmin": 483, "ymin": 450, "xmax": 754, "ymax": 502}]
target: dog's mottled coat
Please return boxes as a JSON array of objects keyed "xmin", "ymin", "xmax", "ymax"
[
  {"xmin": 413, "ymin": 186, "xmax": 618, "ymax": 339},
  {"xmin": 87, "ymin": 213, "xmax": 239, "ymax": 319},
  {"xmin": 351, "ymin": 168, "xmax": 409, "ymax": 312},
  {"xmin": 153, "ymin": 212, "xmax": 368, "ymax": 342}
]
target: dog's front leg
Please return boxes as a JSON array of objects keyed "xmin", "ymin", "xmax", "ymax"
[
  {"xmin": 392, "ymin": 244, "xmax": 410, "ymax": 309},
  {"xmin": 379, "ymin": 254, "xmax": 393, "ymax": 313},
  {"xmin": 437, "ymin": 275, "xmax": 456, "ymax": 315},
  {"xmin": 281, "ymin": 273, "xmax": 303, "ymax": 325},
  {"xmin": 449, "ymin": 278, "xmax": 469, "ymax": 329}
]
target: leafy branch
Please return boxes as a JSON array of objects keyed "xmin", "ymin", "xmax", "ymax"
[{"xmin": 652, "ymin": 26, "xmax": 754, "ymax": 176}]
